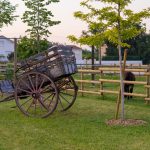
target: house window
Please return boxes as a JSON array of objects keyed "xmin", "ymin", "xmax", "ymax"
[
  {"xmin": 0, "ymin": 41, "xmax": 4, "ymax": 49},
  {"xmin": 5, "ymin": 51, "xmax": 12, "ymax": 55}
]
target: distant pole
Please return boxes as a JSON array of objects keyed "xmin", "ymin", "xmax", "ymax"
[
  {"xmin": 91, "ymin": 45, "xmax": 95, "ymax": 81},
  {"xmin": 14, "ymin": 38, "xmax": 17, "ymax": 84},
  {"xmin": 99, "ymin": 46, "xmax": 102, "ymax": 66}
]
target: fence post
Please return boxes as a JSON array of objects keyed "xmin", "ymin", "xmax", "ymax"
[
  {"xmin": 81, "ymin": 66, "xmax": 84, "ymax": 96},
  {"xmin": 139, "ymin": 64, "xmax": 141, "ymax": 76},
  {"xmin": 100, "ymin": 70, "xmax": 103, "ymax": 96},
  {"xmin": 146, "ymin": 65, "xmax": 150, "ymax": 104},
  {"xmin": 114, "ymin": 63, "xmax": 116, "ymax": 76}
]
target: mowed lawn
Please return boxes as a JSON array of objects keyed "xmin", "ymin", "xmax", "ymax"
[{"xmin": 0, "ymin": 93, "xmax": 150, "ymax": 150}]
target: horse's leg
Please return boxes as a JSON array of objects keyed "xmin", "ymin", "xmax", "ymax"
[
  {"xmin": 130, "ymin": 85, "xmax": 134, "ymax": 99},
  {"xmin": 124, "ymin": 84, "xmax": 127, "ymax": 98},
  {"xmin": 127, "ymin": 88, "xmax": 130, "ymax": 100},
  {"xmin": 126, "ymin": 85, "xmax": 130, "ymax": 99}
]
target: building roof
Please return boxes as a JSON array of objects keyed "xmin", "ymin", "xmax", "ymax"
[
  {"xmin": 66, "ymin": 45, "xmax": 83, "ymax": 50},
  {"xmin": 0, "ymin": 35, "xmax": 14, "ymax": 43}
]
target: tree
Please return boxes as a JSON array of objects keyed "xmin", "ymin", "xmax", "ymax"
[
  {"xmin": 69, "ymin": 0, "xmax": 150, "ymax": 119},
  {"xmin": 143, "ymin": 50, "xmax": 150, "ymax": 64},
  {"xmin": 96, "ymin": 25, "xmax": 150, "ymax": 63},
  {"xmin": 0, "ymin": 0, "xmax": 17, "ymax": 29},
  {"xmin": 92, "ymin": 0, "xmax": 150, "ymax": 120},
  {"xmin": 17, "ymin": 37, "xmax": 53, "ymax": 60},
  {"xmin": 68, "ymin": 1, "xmax": 106, "ymax": 67},
  {"xmin": 22, "ymin": 0, "xmax": 60, "ymax": 41},
  {"xmin": 68, "ymin": 1, "xmax": 107, "ymax": 80},
  {"xmin": 104, "ymin": 23, "xmax": 148, "ymax": 59}
]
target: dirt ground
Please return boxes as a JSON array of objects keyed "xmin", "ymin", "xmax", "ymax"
[{"xmin": 106, "ymin": 119, "xmax": 147, "ymax": 126}]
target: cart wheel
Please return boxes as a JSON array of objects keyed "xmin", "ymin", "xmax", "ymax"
[
  {"xmin": 57, "ymin": 76, "xmax": 78, "ymax": 111},
  {"xmin": 15, "ymin": 72, "xmax": 58, "ymax": 118}
]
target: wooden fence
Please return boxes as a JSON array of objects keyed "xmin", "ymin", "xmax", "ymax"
[
  {"xmin": 0, "ymin": 63, "xmax": 149, "ymax": 101},
  {"xmin": 0, "ymin": 63, "xmax": 14, "ymax": 80},
  {"xmin": 76, "ymin": 65, "xmax": 150, "ymax": 102}
]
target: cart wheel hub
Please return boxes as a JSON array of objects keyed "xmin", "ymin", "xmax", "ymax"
[{"xmin": 32, "ymin": 93, "xmax": 40, "ymax": 99}]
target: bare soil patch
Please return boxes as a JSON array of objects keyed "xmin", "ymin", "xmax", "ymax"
[{"xmin": 106, "ymin": 119, "xmax": 147, "ymax": 126}]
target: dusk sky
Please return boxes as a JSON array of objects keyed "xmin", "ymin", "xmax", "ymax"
[{"xmin": 1, "ymin": 0, "xmax": 150, "ymax": 46}]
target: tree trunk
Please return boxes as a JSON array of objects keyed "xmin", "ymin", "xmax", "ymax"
[
  {"xmin": 118, "ymin": 45, "xmax": 125, "ymax": 120},
  {"xmin": 118, "ymin": 2, "xmax": 125, "ymax": 120},
  {"xmin": 99, "ymin": 46, "xmax": 102, "ymax": 66}
]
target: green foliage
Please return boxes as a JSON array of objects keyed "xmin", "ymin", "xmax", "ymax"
[
  {"xmin": 71, "ymin": 0, "xmax": 150, "ymax": 48},
  {"xmin": 22, "ymin": 0, "xmax": 60, "ymax": 41},
  {"xmin": 102, "ymin": 55, "xmax": 141, "ymax": 61},
  {"xmin": 68, "ymin": 0, "xmax": 106, "ymax": 47},
  {"xmin": 105, "ymin": 31, "xmax": 150, "ymax": 63},
  {"xmin": 82, "ymin": 50, "xmax": 91, "ymax": 59},
  {"xmin": 96, "ymin": 0, "xmax": 150, "ymax": 47},
  {"xmin": 0, "ymin": 0, "xmax": 17, "ymax": 29},
  {"xmin": 142, "ymin": 50, "xmax": 150, "ymax": 64},
  {"xmin": 82, "ymin": 49, "xmax": 99, "ymax": 60},
  {"xmin": 7, "ymin": 52, "xmax": 14, "ymax": 62},
  {"xmin": 6, "ymin": 63, "xmax": 14, "ymax": 80},
  {"xmin": 17, "ymin": 37, "xmax": 52, "ymax": 60}
]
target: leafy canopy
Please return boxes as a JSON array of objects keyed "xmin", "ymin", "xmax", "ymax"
[
  {"xmin": 17, "ymin": 37, "xmax": 52, "ymax": 60},
  {"xmin": 68, "ymin": 0, "xmax": 106, "ymax": 47},
  {"xmin": 68, "ymin": 0, "xmax": 150, "ymax": 47},
  {"xmin": 0, "ymin": 0, "xmax": 17, "ymax": 29},
  {"xmin": 22, "ymin": 0, "xmax": 60, "ymax": 40},
  {"xmin": 92, "ymin": 0, "xmax": 150, "ymax": 47}
]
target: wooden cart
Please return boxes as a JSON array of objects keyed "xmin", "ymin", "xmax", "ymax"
[{"xmin": 0, "ymin": 45, "xmax": 78, "ymax": 118}]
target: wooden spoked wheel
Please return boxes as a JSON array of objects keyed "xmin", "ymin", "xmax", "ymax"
[
  {"xmin": 15, "ymin": 72, "xmax": 58, "ymax": 118},
  {"xmin": 56, "ymin": 76, "xmax": 78, "ymax": 111}
]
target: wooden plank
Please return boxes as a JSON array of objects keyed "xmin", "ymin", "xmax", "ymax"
[
  {"xmin": 78, "ymin": 69, "xmax": 100, "ymax": 74},
  {"xmin": 145, "ymin": 72, "xmax": 150, "ymax": 76},
  {"xmin": 76, "ymin": 80, "xmax": 100, "ymax": 84},
  {"xmin": 145, "ymin": 98, "xmax": 150, "ymax": 101},
  {"xmin": 145, "ymin": 85, "xmax": 150, "ymax": 88},
  {"xmin": 124, "ymin": 92, "xmax": 146, "ymax": 97},
  {"xmin": 99, "ymin": 90, "xmax": 146, "ymax": 97},
  {"xmin": 99, "ymin": 67, "xmax": 146, "ymax": 72},
  {"xmin": 77, "ymin": 89, "xmax": 147, "ymax": 98},
  {"xmin": 99, "ymin": 79, "xmax": 120, "ymax": 83},
  {"xmin": 99, "ymin": 79, "xmax": 146, "ymax": 85},
  {"xmin": 0, "ymin": 68, "xmax": 6, "ymax": 72},
  {"xmin": 100, "ymin": 90, "xmax": 119, "ymax": 94},
  {"xmin": 78, "ymin": 90, "xmax": 100, "ymax": 95},
  {"xmin": 99, "ymin": 67, "xmax": 120, "ymax": 71},
  {"xmin": 126, "ymin": 68, "xmax": 146, "ymax": 72}
]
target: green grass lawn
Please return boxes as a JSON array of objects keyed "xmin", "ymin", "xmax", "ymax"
[{"xmin": 0, "ymin": 93, "xmax": 150, "ymax": 150}]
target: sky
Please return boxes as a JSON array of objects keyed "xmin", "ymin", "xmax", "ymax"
[{"xmin": 1, "ymin": 0, "xmax": 150, "ymax": 46}]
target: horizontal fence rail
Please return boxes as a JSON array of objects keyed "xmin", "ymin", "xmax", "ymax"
[{"xmin": 76, "ymin": 65, "xmax": 150, "ymax": 102}]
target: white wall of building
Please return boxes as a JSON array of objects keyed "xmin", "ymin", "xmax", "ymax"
[
  {"xmin": 72, "ymin": 48, "xmax": 82, "ymax": 64},
  {"xmin": 0, "ymin": 38, "xmax": 14, "ymax": 61}
]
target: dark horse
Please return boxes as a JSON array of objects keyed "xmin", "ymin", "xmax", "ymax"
[{"xmin": 124, "ymin": 71, "xmax": 135, "ymax": 99}]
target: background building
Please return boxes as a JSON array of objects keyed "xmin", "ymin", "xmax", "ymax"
[
  {"xmin": 66, "ymin": 45, "xmax": 83, "ymax": 64},
  {"xmin": 0, "ymin": 35, "xmax": 14, "ymax": 61}
]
